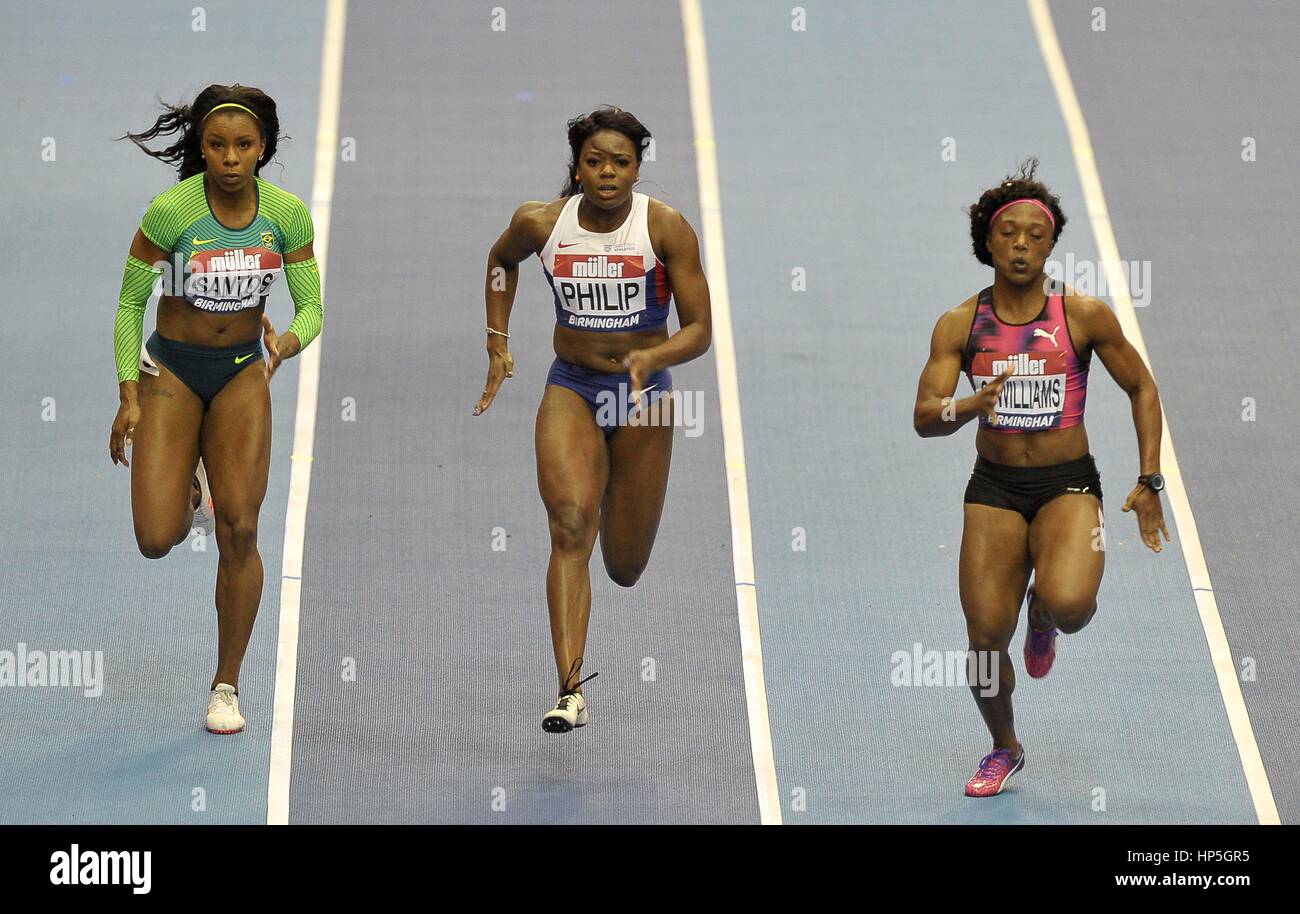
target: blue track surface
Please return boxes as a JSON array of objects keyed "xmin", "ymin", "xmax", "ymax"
[
  {"xmin": 0, "ymin": 0, "xmax": 323, "ymax": 823},
  {"xmin": 700, "ymin": 0, "xmax": 1256, "ymax": 824}
]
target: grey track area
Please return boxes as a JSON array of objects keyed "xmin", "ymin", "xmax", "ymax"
[
  {"xmin": 1051, "ymin": 0, "xmax": 1300, "ymax": 821},
  {"xmin": 287, "ymin": 0, "xmax": 759, "ymax": 824}
]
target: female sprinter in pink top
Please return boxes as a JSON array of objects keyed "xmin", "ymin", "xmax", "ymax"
[
  {"xmin": 913, "ymin": 160, "xmax": 1170, "ymax": 796},
  {"xmin": 474, "ymin": 107, "xmax": 712, "ymax": 733}
]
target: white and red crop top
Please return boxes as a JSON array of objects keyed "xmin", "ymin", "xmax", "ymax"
[{"xmin": 539, "ymin": 192, "xmax": 673, "ymax": 333}]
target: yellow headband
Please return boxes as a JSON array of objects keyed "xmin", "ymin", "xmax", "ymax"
[{"xmin": 203, "ymin": 102, "xmax": 260, "ymax": 122}]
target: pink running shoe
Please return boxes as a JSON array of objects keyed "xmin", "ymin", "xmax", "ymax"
[
  {"xmin": 965, "ymin": 747, "xmax": 1026, "ymax": 797},
  {"xmin": 1023, "ymin": 585, "xmax": 1058, "ymax": 678}
]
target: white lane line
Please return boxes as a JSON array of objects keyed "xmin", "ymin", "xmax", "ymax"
[
  {"xmin": 680, "ymin": 0, "xmax": 782, "ymax": 826},
  {"xmin": 266, "ymin": 0, "xmax": 347, "ymax": 826},
  {"xmin": 1028, "ymin": 0, "xmax": 1279, "ymax": 825}
]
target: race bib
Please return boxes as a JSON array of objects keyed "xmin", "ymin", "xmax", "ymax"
[
  {"xmin": 185, "ymin": 247, "xmax": 283, "ymax": 313},
  {"xmin": 552, "ymin": 254, "xmax": 647, "ymax": 330},
  {"xmin": 971, "ymin": 350, "xmax": 1067, "ymax": 431}
]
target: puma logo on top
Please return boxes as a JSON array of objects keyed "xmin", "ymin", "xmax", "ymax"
[{"xmin": 1033, "ymin": 325, "xmax": 1061, "ymax": 346}]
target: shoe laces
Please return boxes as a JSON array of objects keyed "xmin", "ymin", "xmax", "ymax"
[
  {"xmin": 559, "ymin": 657, "xmax": 599, "ymax": 698},
  {"xmin": 1029, "ymin": 626, "xmax": 1056, "ymax": 650},
  {"xmin": 212, "ymin": 688, "xmax": 236, "ymax": 710},
  {"xmin": 976, "ymin": 749, "xmax": 1016, "ymax": 780}
]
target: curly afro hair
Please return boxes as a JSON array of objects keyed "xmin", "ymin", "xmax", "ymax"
[{"xmin": 967, "ymin": 158, "xmax": 1066, "ymax": 266}]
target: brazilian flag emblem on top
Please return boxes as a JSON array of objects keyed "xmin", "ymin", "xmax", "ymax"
[{"xmin": 260, "ymin": 231, "xmax": 275, "ymax": 248}]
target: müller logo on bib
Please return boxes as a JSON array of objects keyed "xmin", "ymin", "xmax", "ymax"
[
  {"xmin": 554, "ymin": 253, "xmax": 642, "ymax": 280},
  {"xmin": 552, "ymin": 253, "xmax": 647, "ymax": 325},
  {"xmin": 971, "ymin": 350, "xmax": 1067, "ymax": 430}
]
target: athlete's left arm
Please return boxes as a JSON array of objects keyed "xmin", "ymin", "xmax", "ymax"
[
  {"xmin": 275, "ymin": 241, "xmax": 321, "ymax": 361},
  {"xmin": 642, "ymin": 203, "xmax": 713, "ymax": 372},
  {"xmin": 1079, "ymin": 295, "xmax": 1170, "ymax": 551}
]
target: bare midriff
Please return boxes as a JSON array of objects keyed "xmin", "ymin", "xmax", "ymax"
[{"xmin": 552, "ymin": 323, "xmax": 670, "ymax": 372}]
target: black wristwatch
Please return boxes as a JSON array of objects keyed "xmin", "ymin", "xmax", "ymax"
[{"xmin": 1138, "ymin": 473, "xmax": 1166, "ymax": 493}]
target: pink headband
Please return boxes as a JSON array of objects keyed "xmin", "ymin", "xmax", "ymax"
[{"xmin": 989, "ymin": 198, "xmax": 1056, "ymax": 230}]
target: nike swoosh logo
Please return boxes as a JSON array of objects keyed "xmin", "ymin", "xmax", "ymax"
[
  {"xmin": 234, "ymin": 353, "xmax": 257, "ymax": 364},
  {"xmin": 557, "ymin": 241, "xmax": 581, "ymax": 249},
  {"xmin": 193, "ymin": 237, "xmax": 219, "ymax": 245}
]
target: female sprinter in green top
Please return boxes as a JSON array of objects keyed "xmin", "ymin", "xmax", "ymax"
[
  {"xmin": 110, "ymin": 84, "xmax": 323, "ymax": 734},
  {"xmin": 475, "ymin": 107, "xmax": 713, "ymax": 732}
]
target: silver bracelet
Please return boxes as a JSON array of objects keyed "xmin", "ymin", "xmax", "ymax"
[{"xmin": 485, "ymin": 326, "xmax": 510, "ymax": 339}]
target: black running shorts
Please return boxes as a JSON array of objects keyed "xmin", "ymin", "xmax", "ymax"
[{"xmin": 964, "ymin": 453, "xmax": 1103, "ymax": 523}]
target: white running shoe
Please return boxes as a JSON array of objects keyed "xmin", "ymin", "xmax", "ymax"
[
  {"xmin": 542, "ymin": 691, "xmax": 589, "ymax": 733},
  {"xmin": 206, "ymin": 683, "xmax": 244, "ymax": 734},
  {"xmin": 140, "ymin": 342, "xmax": 160, "ymax": 377},
  {"xmin": 191, "ymin": 459, "xmax": 215, "ymax": 539}
]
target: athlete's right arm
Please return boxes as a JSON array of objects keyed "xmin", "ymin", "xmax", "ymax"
[
  {"xmin": 115, "ymin": 231, "xmax": 168, "ymax": 386},
  {"xmin": 474, "ymin": 202, "xmax": 547, "ymax": 416},
  {"xmin": 912, "ymin": 306, "xmax": 1010, "ymax": 437},
  {"xmin": 110, "ymin": 230, "xmax": 170, "ymax": 466}
]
